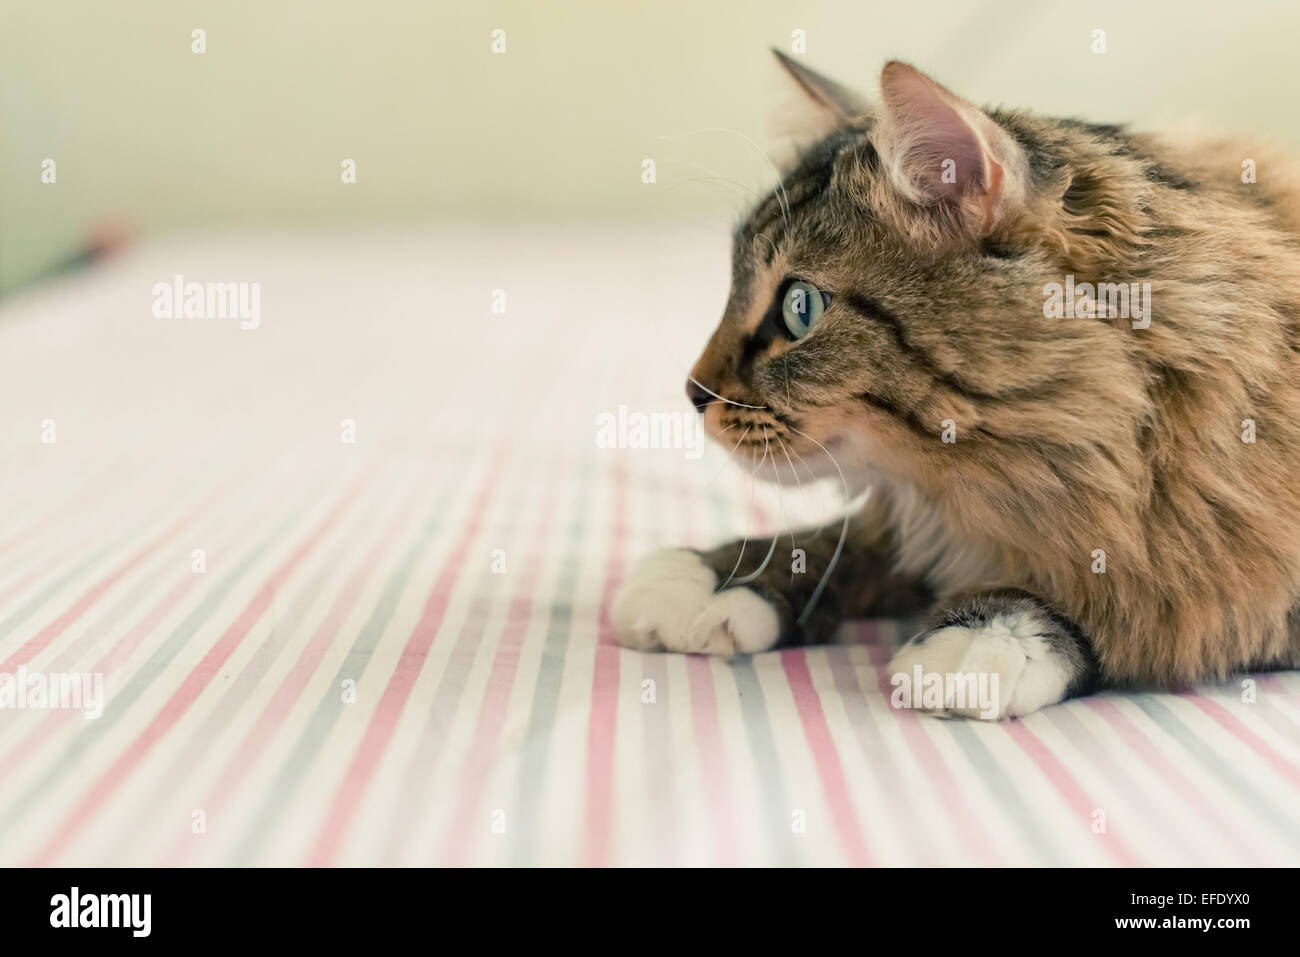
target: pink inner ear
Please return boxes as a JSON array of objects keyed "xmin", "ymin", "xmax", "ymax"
[{"xmin": 882, "ymin": 66, "xmax": 988, "ymax": 202}]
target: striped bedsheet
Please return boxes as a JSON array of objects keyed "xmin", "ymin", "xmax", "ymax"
[{"xmin": 1, "ymin": 229, "xmax": 1297, "ymax": 866}]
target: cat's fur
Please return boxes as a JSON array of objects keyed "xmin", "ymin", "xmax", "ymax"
[{"xmin": 611, "ymin": 53, "xmax": 1300, "ymax": 719}]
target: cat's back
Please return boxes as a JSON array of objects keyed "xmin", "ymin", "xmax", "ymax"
[{"xmin": 1145, "ymin": 129, "xmax": 1300, "ymax": 241}]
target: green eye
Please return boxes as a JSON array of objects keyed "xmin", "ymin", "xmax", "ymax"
[{"xmin": 781, "ymin": 280, "xmax": 827, "ymax": 339}]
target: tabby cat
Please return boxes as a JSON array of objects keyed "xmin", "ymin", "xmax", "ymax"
[{"xmin": 611, "ymin": 52, "xmax": 1300, "ymax": 719}]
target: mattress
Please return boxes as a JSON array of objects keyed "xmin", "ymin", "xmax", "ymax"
[{"xmin": 1, "ymin": 227, "xmax": 1297, "ymax": 866}]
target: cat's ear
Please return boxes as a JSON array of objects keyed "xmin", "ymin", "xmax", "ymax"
[
  {"xmin": 874, "ymin": 61, "xmax": 1028, "ymax": 234},
  {"xmin": 772, "ymin": 49, "xmax": 869, "ymax": 132}
]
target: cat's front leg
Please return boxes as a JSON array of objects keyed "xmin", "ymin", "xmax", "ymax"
[
  {"xmin": 889, "ymin": 589, "xmax": 1100, "ymax": 719},
  {"xmin": 611, "ymin": 503, "xmax": 930, "ymax": 656}
]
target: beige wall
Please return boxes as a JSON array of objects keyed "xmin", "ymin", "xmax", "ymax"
[{"xmin": 4, "ymin": 0, "xmax": 1298, "ymax": 289}]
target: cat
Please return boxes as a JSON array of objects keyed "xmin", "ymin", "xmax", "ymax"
[{"xmin": 611, "ymin": 51, "xmax": 1300, "ymax": 719}]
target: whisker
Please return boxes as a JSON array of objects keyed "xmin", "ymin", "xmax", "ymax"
[
  {"xmin": 778, "ymin": 435, "xmax": 829, "ymax": 531},
  {"xmin": 719, "ymin": 462, "xmax": 755, "ymax": 590},
  {"xmin": 661, "ymin": 127, "xmax": 791, "ymax": 230},
  {"xmin": 731, "ymin": 525, "xmax": 778, "ymax": 585},
  {"xmin": 688, "ymin": 377, "xmax": 766, "ymax": 411},
  {"xmin": 785, "ymin": 424, "xmax": 851, "ymax": 630},
  {"xmin": 774, "ymin": 436, "xmax": 807, "ymax": 513},
  {"xmin": 768, "ymin": 438, "xmax": 793, "ymax": 581},
  {"xmin": 704, "ymin": 424, "xmax": 751, "ymax": 488},
  {"xmin": 782, "ymin": 439, "xmax": 821, "ymax": 490},
  {"xmin": 722, "ymin": 434, "xmax": 772, "ymax": 589},
  {"xmin": 731, "ymin": 436, "xmax": 781, "ymax": 587},
  {"xmin": 654, "ymin": 157, "xmax": 760, "ymax": 202},
  {"xmin": 775, "ymin": 436, "xmax": 802, "ymax": 492},
  {"xmin": 775, "ymin": 437, "xmax": 801, "ymax": 580},
  {"xmin": 654, "ymin": 175, "xmax": 757, "ymax": 200},
  {"xmin": 747, "ymin": 434, "xmax": 772, "ymax": 478}
]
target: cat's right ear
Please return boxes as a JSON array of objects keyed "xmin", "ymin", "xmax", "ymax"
[
  {"xmin": 771, "ymin": 49, "xmax": 869, "ymax": 135},
  {"xmin": 872, "ymin": 61, "xmax": 1030, "ymax": 236}
]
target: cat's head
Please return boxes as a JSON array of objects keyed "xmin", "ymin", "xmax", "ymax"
[{"xmin": 689, "ymin": 54, "xmax": 1150, "ymax": 500}]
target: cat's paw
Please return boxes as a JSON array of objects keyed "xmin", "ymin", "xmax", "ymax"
[
  {"xmin": 888, "ymin": 607, "xmax": 1076, "ymax": 720},
  {"xmin": 611, "ymin": 548, "xmax": 780, "ymax": 656}
]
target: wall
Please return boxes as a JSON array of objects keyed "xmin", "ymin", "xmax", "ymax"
[{"xmin": 4, "ymin": 0, "xmax": 1297, "ymax": 289}]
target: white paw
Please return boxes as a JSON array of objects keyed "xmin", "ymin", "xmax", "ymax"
[
  {"xmin": 611, "ymin": 549, "xmax": 780, "ymax": 656},
  {"xmin": 888, "ymin": 613, "xmax": 1072, "ymax": 720}
]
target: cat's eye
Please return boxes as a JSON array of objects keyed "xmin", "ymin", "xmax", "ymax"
[{"xmin": 781, "ymin": 280, "xmax": 829, "ymax": 339}]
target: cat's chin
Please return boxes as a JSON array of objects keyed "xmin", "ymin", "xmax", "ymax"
[
  {"xmin": 784, "ymin": 433, "xmax": 893, "ymax": 498},
  {"xmin": 733, "ymin": 433, "xmax": 858, "ymax": 489},
  {"xmin": 723, "ymin": 448, "xmax": 805, "ymax": 487}
]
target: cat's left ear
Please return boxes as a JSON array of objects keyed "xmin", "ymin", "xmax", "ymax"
[
  {"xmin": 772, "ymin": 49, "xmax": 869, "ymax": 132},
  {"xmin": 874, "ymin": 61, "xmax": 1029, "ymax": 235}
]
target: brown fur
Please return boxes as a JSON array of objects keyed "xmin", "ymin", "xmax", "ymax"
[{"xmin": 689, "ymin": 57, "xmax": 1300, "ymax": 686}]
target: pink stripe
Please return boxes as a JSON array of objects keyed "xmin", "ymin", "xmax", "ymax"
[
  {"xmin": 26, "ymin": 470, "xmax": 368, "ymax": 866},
  {"xmin": 0, "ymin": 425, "xmax": 273, "ymax": 593},
  {"xmin": 752, "ymin": 496, "xmax": 974, "ymax": 866},
  {"xmin": 0, "ymin": 531, "xmax": 182, "ymax": 673},
  {"xmin": 304, "ymin": 452, "xmax": 507, "ymax": 866},
  {"xmin": 682, "ymin": 474, "xmax": 741, "ymax": 866},
  {"xmin": 999, "ymin": 718, "xmax": 1142, "ymax": 866},
  {"xmin": 1257, "ymin": 674, "xmax": 1291, "ymax": 694},
  {"xmin": 162, "ymin": 478, "xmax": 427, "ymax": 867},
  {"xmin": 0, "ymin": 573, "xmax": 201, "ymax": 776},
  {"xmin": 0, "ymin": 564, "xmax": 50, "ymax": 614},
  {"xmin": 582, "ymin": 459, "xmax": 628, "ymax": 867},
  {"xmin": 434, "ymin": 489, "xmax": 559, "ymax": 867},
  {"xmin": 70, "ymin": 479, "xmax": 290, "ymax": 678},
  {"xmin": 685, "ymin": 656, "xmax": 741, "ymax": 865},
  {"xmin": 0, "ymin": 441, "xmax": 273, "ymax": 673},
  {"xmin": 0, "ymin": 442, "xmax": 299, "ymax": 779},
  {"xmin": 634, "ymin": 469, "xmax": 674, "ymax": 865},
  {"xmin": 780, "ymin": 649, "xmax": 873, "ymax": 866},
  {"xmin": 1083, "ymin": 697, "xmax": 1269, "ymax": 863},
  {"xmin": 95, "ymin": 477, "xmax": 406, "ymax": 866},
  {"xmin": 860, "ymin": 628, "xmax": 1005, "ymax": 864},
  {"xmin": 1181, "ymin": 694, "xmax": 1300, "ymax": 788},
  {"xmin": 0, "ymin": 495, "xmax": 279, "ymax": 778}
]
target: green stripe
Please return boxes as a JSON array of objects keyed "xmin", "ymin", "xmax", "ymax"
[
  {"xmin": 943, "ymin": 720, "xmax": 1071, "ymax": 862},
  {"xmin": 707, "ymin": 485, "xmax": 798, "ymax": 865},
  {"xmin": 510, "ymin": 459, "xmax": 593, "ymax": 865},
  {"xmin": 0, "ymin": 468, "xmax": 336, "ymax": 842},
  {"xmin": 1129, "ymin": 694, "xmax": 1300, "ymax": 841},
  {"xmin": 223, "ymin": 462, "xmax": 469, "ymax": 864}
]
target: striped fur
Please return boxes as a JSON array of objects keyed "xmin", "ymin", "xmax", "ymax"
[{"xmin": 671, "ymin": 56, "xmax": 1300, "ymax": 694}]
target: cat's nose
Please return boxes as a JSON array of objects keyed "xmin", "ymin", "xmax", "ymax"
[{"xmin": 686, "ymin": 379, "xmax": 711, "ymax": 413}]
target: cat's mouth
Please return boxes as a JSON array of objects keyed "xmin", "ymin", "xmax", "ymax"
[{"xmin": 707, "ymin": 407, "xmax": 842, "ymax": 485}]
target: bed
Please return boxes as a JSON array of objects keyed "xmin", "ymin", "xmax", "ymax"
[{"xmin": 1, "ymin": 227, "xmax": 1297, "ymax": 866}]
